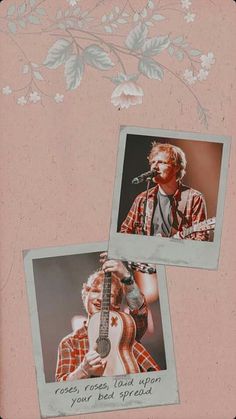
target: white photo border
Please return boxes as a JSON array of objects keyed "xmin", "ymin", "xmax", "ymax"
[
  {"xmin": 24, "ymin": 241, "xmax": 179, "ymax": 418},
  {"xmin": 108, "ymin": 126, "xmax": 231, "ymax": 269}
]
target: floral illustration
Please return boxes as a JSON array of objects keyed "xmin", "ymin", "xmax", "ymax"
[{"xmin": 0, "ymin": 0, "xmax": 216, "ymax": 127}]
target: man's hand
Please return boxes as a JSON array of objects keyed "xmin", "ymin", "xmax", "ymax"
[
  {"xmin": 81, "ymin": 350, "xmax": 106, "ymax": 377},
  {"xmin": 100, "ymin": 252, "xmax": 130, "ymax": 280}
]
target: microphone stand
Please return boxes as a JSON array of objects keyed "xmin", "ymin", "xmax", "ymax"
[{"xmin": 141, "ymin": 175, "xmax": 152, "ymax": 236}]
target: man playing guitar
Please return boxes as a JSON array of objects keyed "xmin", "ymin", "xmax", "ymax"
[
  {"xmin": 55, "ymin": 254, "xmax": 160, "ymax": 381},
  {"xmin": 120, "ymin": 142, "xmax": 210, "ymax": 240}
]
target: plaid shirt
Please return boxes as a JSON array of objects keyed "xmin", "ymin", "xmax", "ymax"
[
  {"xmin": 120, "ymin": 183, "xmax": 209, "ymax": 240},
  {"xmin": 56, "ymin": 305, "xmax": 160, "ymax": 381}
]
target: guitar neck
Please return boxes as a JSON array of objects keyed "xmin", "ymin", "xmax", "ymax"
[
  {"xmin": 181, "ymin": 217, "xmax": 215, "ymax": 238},
  {"xmin": 99, "ymin": 271, "xmax": 111, "ymax": 338},
  {"xmin": 182, "ymin": 224, "xmax": 196, "ymax": 238}
]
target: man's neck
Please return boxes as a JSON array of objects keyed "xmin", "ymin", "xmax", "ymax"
[{"xmin": 158, "ymin": 179, "xmax": 178, "ymax": 196}]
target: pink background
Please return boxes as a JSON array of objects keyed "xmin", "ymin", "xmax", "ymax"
[{"xmin": 0, "ymin": 1, "xmax": 236, "ymax": 418}]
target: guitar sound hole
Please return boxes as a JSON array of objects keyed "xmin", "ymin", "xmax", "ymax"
[{"xmin": 96, "ymin": 337, "xmax": 111, "ymax": 358}]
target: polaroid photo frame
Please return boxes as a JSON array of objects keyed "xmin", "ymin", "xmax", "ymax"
[
  {"xmin": 108, "ymin": 126, "xmax": 231, "ymax": 269},
  {"xmin": 23, "ymin": 241, "xmax": 178, "ymax": 417}
]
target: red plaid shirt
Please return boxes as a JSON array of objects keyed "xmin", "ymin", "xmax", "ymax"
[
  {"xmin": 56, "ymin": 306, "xmax": 160, "ymax": 381},
  {"xmin": 120, "ymin": 183, "xmax": 209, "ymax": 240}
]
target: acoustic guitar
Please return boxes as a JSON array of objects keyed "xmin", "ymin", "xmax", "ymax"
[
  {"xmin": 172, "ymin": 217, "xmax": 216, "ymax": 239},
  {"xmin": 152, "ymin": 217, "xmax": 215, "ymax": 239},
  {"xmin": 87, "ymin": 271, "xmax": 140, "ymax": 376}
]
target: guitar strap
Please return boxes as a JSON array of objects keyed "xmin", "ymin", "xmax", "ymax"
[{"xmin": 171, "ymin": 186, "xmax": 190, "ymax": 236}]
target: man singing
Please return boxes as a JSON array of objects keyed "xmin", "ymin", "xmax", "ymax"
[
  {"xmin": 120, "ymin": 142, "xmax": 209, "ymax": 240},
  {"xmin": 55, "ymin": 255, "xmax": 160, "ymax": 381}
]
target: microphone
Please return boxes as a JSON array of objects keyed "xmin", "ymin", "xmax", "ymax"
[{"xmin": 132, "ymin": 169, "xmax": 157, "ymax": 184}]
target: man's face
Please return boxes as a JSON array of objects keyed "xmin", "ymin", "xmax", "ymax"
[
  {"xmin": 150, "ymin": 151, "xmax": 178, "ymax": 185},
  {"xmin": 86, "ymin": 277, "xmax": 122, "ymax": 316}
]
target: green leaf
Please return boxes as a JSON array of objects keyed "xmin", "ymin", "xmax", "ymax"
[
  {"xmin": 18, "ymin": 3, "xmax": 26, "ymax": 16},
  {"xmin": 81, "ymin": 10, "xmax": 89, "ymax": 18},
  {"xmin": 117, "ymin": 18, "xmax": 127, "ymax": 24},
  {"xmin": 36, "ymin": 8, "xmax": 46, "ymax": 16},
  {"xmin": 7, "ymin": 4, "xmax": 16, "ymax": 16},
  {"xmin": 197, "ymin": 105, "xmax": 208, "ymax": 128},
  {"xmin": 176, "ymin": 50, "xmax": 184, "ymax": 61},
  {"xmin": 168, "ymin": 45, "xmax": 174, "ymax": 56},
  {"xmin": 83, "ymin": 44, "xmax": 114, "ymax": 70},
  {"xmin": 56, "ymin": 10, "xmax": 63, "ymax": 19},
  {"xmin": 173, "ymin": 36, "xmax": 184, "ymax": 45},
  {"xmin": 18, "ymin": 19, "xmax": 26, "ymax": 28},
  {"xmin": 44, "ymin": 39, "xmax": 73, "ymax": 69},
  {"xmin": 33, "ymin": 71, "xmax": 43, "ymax": 80},
  {"xmin": 125, "ymin": 22, "xmax": 148, "ymax": 50},
  {"xmin": 57, "ymin": 22, "xmax": 66, "ymax": 30},
  {"xmin": 148, "ymin": 0, "xmax": 154, "ymax": 9},
  {"xmin": 104, "ymin": 25, "xmax": 112, "ymax": 33},
  {"xmin": 8, "ymin": 21, "xmax": 17, "ymax": 33},
  {"xmin": 65, "ymin": 20, "xmax": 75, "ymax": 28},
  {"xmin": 28, "ymin": 14, "xmax": 41, "ymax": 24},
  {"xmin": 111, "ymin": 73, "xmax": 127, "ymax": 84},
  {"xmin": 64, "ymin": 55, "xmax": 84, "ymax": 90},
  {"xmin": 142, "ymin": 35, "xmax": 170, "ymax": 56},
  {"xmin": 29, "ymin": 0, "xmax": 37, "ymax": 6},
  {"xmin": 190, "ymin": 49, "xmax": 202, "ymax": 56},
  {"xmin": 22, "ymin": 64, "xmax": 29, "ymax": 74},
  {"xmin": 139, "ymin": 58, "xmax": 164, "ymax": 80},
  {"xmin": 152, "ymin": 14, "xmax": 165, "ymax": 21},
  {"xmin": 126, "ymin": 73, "xmax": 139, "ymax": 82},
  {"xmin": 141, "ymin": 8, "xmax": 147, "ymax": 18},
  {"xmin": 72, "ymin": 7, "xmax": 81, "ymax": 17}
]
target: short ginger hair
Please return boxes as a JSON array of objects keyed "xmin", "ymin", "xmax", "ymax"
[{"xmin": 148, "ymin": 142, "xmax": 187, "ymax": 180}]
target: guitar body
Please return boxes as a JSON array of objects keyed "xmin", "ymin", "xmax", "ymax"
[{"xmin": 88, "ymin": 310, "xmax": 140, "ymax": 376}]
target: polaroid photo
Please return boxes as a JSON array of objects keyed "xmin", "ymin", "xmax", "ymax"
[
  {"xmin": 108, "ymin": 126, "xmax": 231, "ymax": 269},
  {"xmin": 24, "ymin": 242, "xmax": 178, "ymax": 418}
]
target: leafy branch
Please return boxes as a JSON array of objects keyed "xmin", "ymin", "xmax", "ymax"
[
  {"xmin": 4, "ymin": 0, "xmax": 48, "ymax": 34},
  {"xmin": 1, "ymin": 0, "xmax": 215, "ymax": 124}
]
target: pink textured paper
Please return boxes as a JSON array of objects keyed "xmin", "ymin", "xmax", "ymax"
[{"xmin": 0, "ymin": 1, "xmax": 236, "ymax": 418}]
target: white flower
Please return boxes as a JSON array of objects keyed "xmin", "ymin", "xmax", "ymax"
[
  {"xmin": 184, "ymin": 12, "xmax": 196, "ymax": 23},
  {"xmin": 29, "ymin": 91, "xmax": 41, "ymax": 103},
  {"xmin": 197, "ymin": 69, "xmax": 209, "ymax": 81},
  {"xmin": 200, "ymin": 52, "xmax": 215, "ymax": 70},
  {"xmin": 111, "ymin": 81, "xmax": 144, "ymax": 109},
  {"xmin": 17, "ymin": 96, "xmax": 27, "ymax": 106},
  {"xmin": 54, "ymin": 93, "xmax": 64, "ymax": 103},
  {"xmin": 181, "ymin": 0, "xmax": 192, "ymax": 9},
  {"xmin": 67, "ymin": 0, "xmax": 78, "ymax": 6},
  {"xmin": 2, "ymin": 86, "xmax": 12, "ymax": 95},
  {"xmin": 183, "ymin": 69, "xmax": 197, "ymax": 85}
]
